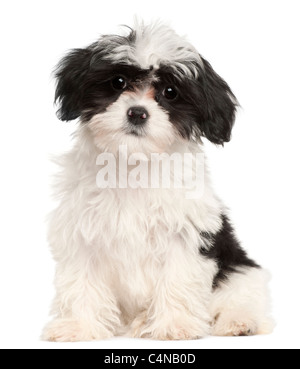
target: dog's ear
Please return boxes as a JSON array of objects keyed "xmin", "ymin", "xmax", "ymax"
[
  {"xmin": 197, "ymin": 57, "xmax": 238, "ymax": 145},
  {"xmin": 54, "ymin": 48, "xmax": 93, "ymax": 121}
]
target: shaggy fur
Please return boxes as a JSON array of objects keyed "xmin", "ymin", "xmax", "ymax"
[{"xmin": 43, "ymin": 20, "xmax": 273, "ymax": 341}]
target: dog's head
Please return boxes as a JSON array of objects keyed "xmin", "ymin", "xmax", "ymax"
[{"xmin": 55, "ymin": 21, "xmax": 238, "ymax": 153}]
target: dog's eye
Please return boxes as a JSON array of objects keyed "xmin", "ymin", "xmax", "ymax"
[
  {"xmin": 112, "ymin": 76, "xmax": 127, "ymax": 91},
  {"xmin": 163, "ymin": 86, "xmax": 178, "ymax": 100}
]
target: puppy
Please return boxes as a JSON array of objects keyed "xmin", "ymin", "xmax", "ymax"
[{"xmin": 43, "ymin": 20, "xmax": 273, "ymax": 341}]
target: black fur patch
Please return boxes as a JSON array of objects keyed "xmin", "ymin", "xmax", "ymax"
[
  {"xmin": 200, "ymin": 214, "xmax": 260, "ymax": 288},
  {"xmin": 155, "ymin": 60, "xmax": 238, "ymax": 145},
  {"xmin": 55, "ymin": 47, "xmax": 94, "ymax": 121},
  {"xmin": 55, "ymin": 48, "xmax": 150, "ymax": 122}
]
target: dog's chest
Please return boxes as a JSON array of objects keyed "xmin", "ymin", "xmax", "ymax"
[
  {"xmin": 78, "ymin": 181, "xmax": 221, "ymax": 314},
  {"xmin": 90, "ymin": 184, "xmax": 222, "ymax": 257},
  {"xmin": 96, "ymin": 188, "xmax": 198, "ymax": 313},
  {"xmin": 97, "ymin": 187, "xmax": 194, "ymax": 247}
]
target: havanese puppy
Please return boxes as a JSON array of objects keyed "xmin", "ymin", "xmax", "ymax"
[{"xmin": 43, "ymin": 20, "xmax": 273, "ymax": 341}]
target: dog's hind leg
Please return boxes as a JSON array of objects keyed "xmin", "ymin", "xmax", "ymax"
[{"xmin": 210, "ymin": 266, "xmax": 274, "ymax": 336}]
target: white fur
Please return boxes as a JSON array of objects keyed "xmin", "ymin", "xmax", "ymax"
[
  {"xmin": 88, "ymin": 88, "xmax": 176, "ymax": 155},
  {"xmin": 43, "ymin": 124, "xmax": 273, "ymax": 341},
  {"xmin": 211, "ymin": 267, "xmax": 274, "ymax": 336},
  {"xmin": 101, "ymin": 19, "xmax": 203, "ymax": 76},
  {"xmin": 43, "ymin": 124, "xmax": 220, "ymax": 340}
]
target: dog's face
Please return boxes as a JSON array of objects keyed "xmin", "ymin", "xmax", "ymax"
[{"xmin": 55, "ymin": 21, "xmax": 238, "ymax": 153}]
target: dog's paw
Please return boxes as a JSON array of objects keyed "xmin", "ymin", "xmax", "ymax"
[
  {"xmin": 128, "ymin": 311, "xmax": 208, "ymax": 340},
  {"xmin": 211, "ymin": 310, "xmax": 259, "ymax": 337},
  {"xmin": 42, "ymin": 319, "xmax": 94, "ymax": 342},
  {"xmin": 42, "ymin": 318, "xmax": 112, "ymax": 342},
  {"xmin": 211, "ymin": 309, "xmax": 274, "ymax": 337}
]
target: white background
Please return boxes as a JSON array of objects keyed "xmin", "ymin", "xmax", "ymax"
[{"xmin": 1, "ymin": 0, "xmax": 299, "ymax": 349}]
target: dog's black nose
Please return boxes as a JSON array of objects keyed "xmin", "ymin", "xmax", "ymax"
[{"xmin": 127, "ymin": 106, "xmax": 149, "ymax": 125}]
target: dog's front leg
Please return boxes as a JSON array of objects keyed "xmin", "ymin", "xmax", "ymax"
[
  {"xmin": 42, "ymin": 204, "xmax": 121, "ymax": 342},
  {"xmin": 42, "ymin": 254, "xmax": 121, "ymax": 342},
  {"xmin": 129, "ymin": 236, "xmax": 216, "ymax": 340}
]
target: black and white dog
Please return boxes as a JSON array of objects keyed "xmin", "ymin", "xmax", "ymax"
[{"xmin": 43, "ymin": 20, "xmax": 273, "ymax": 341}]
